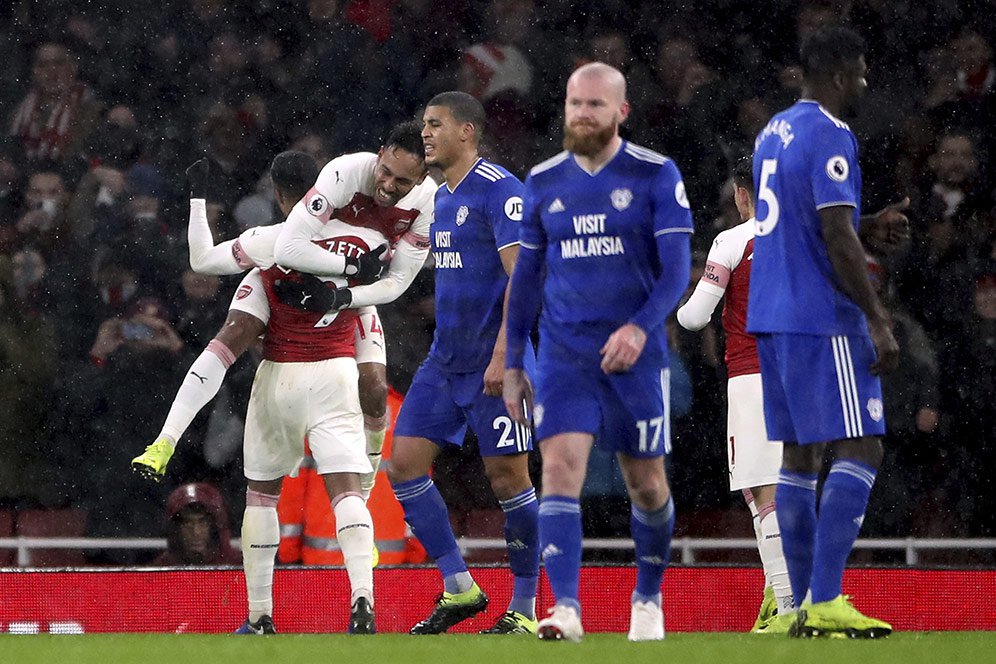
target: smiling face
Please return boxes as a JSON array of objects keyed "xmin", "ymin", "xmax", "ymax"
[{"xmin": 372, "ymin": 146, "xmax": 424, "ymax": 207}]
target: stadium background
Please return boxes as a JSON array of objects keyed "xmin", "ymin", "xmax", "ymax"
[{"xmin": 0, "ymin": 0, "xmax": 994, "ymax": 634}]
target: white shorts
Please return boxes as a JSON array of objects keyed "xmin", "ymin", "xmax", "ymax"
[
  {"xmin": 243, "ymin": 357, "xmax": 370, "ymax": 481},
  {"xmin": 727, "ymin": 373, "xmax": 783, "ymax": 491},
  {"xmin": 229, "ymin": 270, "xmax": 386, "ymax": 366}
]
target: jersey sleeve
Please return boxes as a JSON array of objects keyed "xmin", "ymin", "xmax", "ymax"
[
  {"xmin": 485, "ymin": 175, "xmax": 526, "ymax": 250},
  {"xmin": 652, "ymin": 160, "xmax": 695, "ymax": 237},
  {"xmin": 400, "ymin": 185, "xmax": 433, "ymax": 250},
  {"xmin": 234, "ymin": 224, "xmax": 283, "ymax": 270},
  {"xmin": 505, "ymin": 173, "xmax": 545, "ymax": 369},
  {"xmin": 809, "ymin": 124, "xmax": 859, "ymax": 210},
  {"xmin": 518, "ymin": 174, "xmax": 547, "ymax": 251},
  {"xmin": 273, "ymin": 153, "xmax": 376, "ymax": 276}
]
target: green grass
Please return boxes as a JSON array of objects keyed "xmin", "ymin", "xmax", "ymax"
[{"xmin": 2, "ymin": 632, "xmax": 994, "ymax": 664}]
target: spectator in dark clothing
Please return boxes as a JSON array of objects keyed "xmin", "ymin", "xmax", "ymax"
[{"xmin": 153, "ymin": 482, "xmax": 242, "ymax": 565}]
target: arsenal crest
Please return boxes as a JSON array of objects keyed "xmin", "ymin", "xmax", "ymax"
[
  {"xmin": 611, "ymin": 188, "xmax": 632, "ymax": 211},
  {"xmin": 455, "ymin": 205, "xmax": 469, "ymax": 226}
]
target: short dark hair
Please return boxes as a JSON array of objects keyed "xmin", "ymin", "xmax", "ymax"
[
  {"xmin": 384, "ymin": 120, "xmax": 425, "ymax": 162},
  {"xmin": 426, "ymin": 91, "xmax": 486, "ymax": 141},
  {"xmin": 799, "ymin": 25, "xmax": 866, "ymax": 79},
  {"xmin": 731, "ymin": 156, "xmax": 753, "ymax": 194},
  {"xmin": 270, "ymin": 150, "xmax": 319, "ymax": 202}
]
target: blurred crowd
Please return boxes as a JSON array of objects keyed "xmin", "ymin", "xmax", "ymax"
[{"xmin": 0, "ymin": 0, "xmax": 993, "ymax": 561}]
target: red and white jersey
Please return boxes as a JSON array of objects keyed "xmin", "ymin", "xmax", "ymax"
[
  {"xmin": 703, "ymin": 220, "xmax": 759, "ymax": 378},
  {"xmin": 227, "ymin": 152, "xmax": 434, "ymax": 363}
]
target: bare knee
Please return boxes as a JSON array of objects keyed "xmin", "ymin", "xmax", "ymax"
[
  {"xmin": 387, "ymin": 437, "xmax": 436, "ymax": 485},
  {"xmin": 484, "ymin": 455, "xmax": 531, "ymax": 500},
  {"xmin": 833, "ymin": 436, "xmax": 884, "ymax": 469}
]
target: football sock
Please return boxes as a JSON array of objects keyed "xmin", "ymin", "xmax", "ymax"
[
  {"xmin": 756, "ymin": 501, "xmax": 794, "ymax": 613},
  {"xmin": 499, "ymin": 487, "xmax": 539, "ymax": 618},
  {"xmin": 810, "ymin": 459, "xmax": 876, "ymax": 603},
  {"xmin": 160, "ymin": 340, "xmax": 235, "ymax": 444},
  {"xmin": 538, "ymin": 495, "xmax": 582, "ymax": 615},
  {"xmin": 393, "ymin": 475, "xmax": 471, "ymax": 593},
  {"xmin": 333, "ymin": 492, "xmax": 375, "ymax": 604},
  {"xmin": 242, "ymin": 490, "xmax": 280, "ymax": 622},
  {"xmin": 775, "ymin": 470, "xmax": 818, "ymax": 604},
  {"xmin": 631, "ymin": 497, "xmax": 675, "ymax": 601},
  {"xmin": 360, "ymin": 416, "xmax": 387, "ymax": 501}
]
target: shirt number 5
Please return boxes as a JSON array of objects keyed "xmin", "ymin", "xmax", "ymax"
[{"xmin": 755, "ymin": 158, "xmax": 779, "ymax": 236}]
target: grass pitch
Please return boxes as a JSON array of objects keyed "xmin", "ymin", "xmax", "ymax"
[{"xmin": 2, "ymin": 632, "xmax": 993, "ymax": 664}]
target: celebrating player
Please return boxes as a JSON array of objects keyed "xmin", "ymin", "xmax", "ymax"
[
  {"xmin": 677, "ymin": 158, "xmax": 793, "ymax": 634},
  {"xmin": 748, "ymin": 26, "xmax": 896, "ymax": 638},
  {"xmin": 385, "ymin": 91, "xmax": 541, "ymax": 636},
  {"xmin": 504, "ymin": 62, "xmax": 693, "ymax": 642}
]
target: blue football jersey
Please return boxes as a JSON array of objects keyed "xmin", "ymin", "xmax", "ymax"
[
  {"xmin": 747, "ymin": 100, "xmax": 867, "ymax": 336},
  {"xmin": 520, "ymin": 142, "xmax": 694, "ymax": 367},
  {"xmin": 428, "ymin": 158, "xmax": 525, "ymax": 372}
]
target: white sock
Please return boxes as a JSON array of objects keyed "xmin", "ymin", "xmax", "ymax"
[
  {"xmin": 242, "ymin": 493, "xmax": 280, "ymax": 621},
  {"xmin": 757, "ymin": 503, "xmax": 794, "ymax": 613},
  {"xmin": 360, "ymin": 421, "xmax": 386, "ymax": 500},
  {"xmin": 333, "ymin": 492, "xmax": 374, "ymax": 605},
  {"xmin": 745, "ymin": 493, "xmax": 766, "ymax": 587},
  {"xmin": 159, "ymin": 341, "xmax": 234, "ymax": 444}
]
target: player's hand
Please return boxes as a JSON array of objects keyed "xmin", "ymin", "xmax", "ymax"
[
  {"xmin": 863, "ymin": 196, "xmax": 911, "ymax": 254},
  {"xmin": 600, "ymin": 323, "xmax": 647, "ymax": 374},
  {"xmin": 273, "ymin": 274, "xmax": 351, "ymax": 312},
  {"xmin": 867, "ymin": 314, "xmax": 899, "ymax": 375},
  {"xmin": 344, "ymin": 244, "xmax": 388, "ymax": 284},
  {"xmin": 483, "ymin": 351, "xmax": 505, "ymax": 396},
  {"xmin": 503, "ymin": 368, "xmax": 534, "ymax": 427},
  {"xmin": 185, "ymin": 157, "xmax": 210, "ymax": 199}
]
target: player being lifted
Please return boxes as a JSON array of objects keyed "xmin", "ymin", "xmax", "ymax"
[
  {"xmin": 749, "ymin": 26, "xmax": 897, "ymax": 638},
  {"xmin": 386, "ymin": 91, "xmax": 541, "ymax": 636},
  {"xmin": 504, "ymin": 62, "xmax": 693, "ymax": 642},
  {"xmin": 677, "ymin": 158, "xmax": 793, "ymax": 634}
]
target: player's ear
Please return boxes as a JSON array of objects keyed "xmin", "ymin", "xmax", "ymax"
[{"xmin": 619, "ymin": 100, "xmax": 631, "ymax": 124}]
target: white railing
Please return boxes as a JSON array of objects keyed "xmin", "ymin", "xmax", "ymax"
[{"xmin": 2, "ymin": 537, "xmax": 996, "ymax": 567}]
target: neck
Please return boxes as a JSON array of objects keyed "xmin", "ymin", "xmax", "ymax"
[
  {"xmin": 442, "ymin": 149, "xmax": 481, "ymax": 190},
  {"xmin": 574, "ymin": 135, "xmax": 622, "ymax": 173},
  {"xmin": 800, "ymin": 84, "xmax": 841, "ymax": 117}
]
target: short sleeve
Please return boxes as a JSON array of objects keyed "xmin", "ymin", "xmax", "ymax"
[
  {"xmin": 486, "ymin": 175, "xmax": 526, "ymax": 250},
  {"xmin": 652, "ymin": 160, "xmax": 695, "ymax": 236},
  {"xmin": 809, "ymin": 125, "xmax": 859, "ymax": 210},
  {"xmin": 519, "ymin": 174, "xmax": 546, "ymax": 250}
]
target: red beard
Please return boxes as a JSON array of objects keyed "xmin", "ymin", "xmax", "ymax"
[{"xmin": 563, "ymin": 121, "xmax": 616, "ymax": 157}]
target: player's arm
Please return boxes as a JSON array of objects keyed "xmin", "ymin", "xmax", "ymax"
[
  {"xmin": 676, "ymin": 236, "xmax": 732, "ymax": 331},
  {"xmin": 604, "ymin": 162, "xmax": 693, "ymax": 373},
  {"xmin": 820, "ymin": 205, "xmax": 898, "ymax": 374},
  {"xmin": 273, "ymin": 154, "xmax": 373, "ymax": 277},
  {"xmin": 504, "ymin": 178, "xmax": 545, "ymax": 424},
  {"xmin": 184, "ymin": 158, "xmax": 244, "ymax": 275},
  {"xmin": 333, "ymin": 237, "xmax": 429, "ymax": 309}
]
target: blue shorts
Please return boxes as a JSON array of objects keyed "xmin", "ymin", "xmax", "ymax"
[
  {"xmin": 394, "ymin": 358, "xmax": 532, "ymax": 456},
  {"xmin": 755, "ymin": 333, "xmax": 886, "ymax": 445},
  {"xmin": 533, "ymin": 356, "xmax": 671, "ymax": 457}
]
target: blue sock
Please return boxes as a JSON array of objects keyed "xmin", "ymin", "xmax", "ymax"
[
  {"xmin": 631, "ymin": 498, "xmax": 675, "ymax": 602},
  {"xmin": 393, "ymin": 476, "xmax": 468, "ymax": 592},
  {"xmin": 810, "ymin": 459, "xmax": 876, "ymax": 603},
  {"xmin": 776, "ymin": 469, "xmax": 819, "ymax": 606},
  {"xmin": 538, "ymin": 495, "xmax": 582, "ymax": 615},
  {"xmin": 499, "ymin": 487, "xmax": 539, "ymax": 619}
]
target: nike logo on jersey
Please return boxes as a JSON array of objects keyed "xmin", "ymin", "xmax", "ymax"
[
  {"xmin": 548, "ymin": 198, "xmax": 565, "ymax": 213},
  {"xmin": 190, "ymin": 371, "xmax": 208, "ymax": 384}
]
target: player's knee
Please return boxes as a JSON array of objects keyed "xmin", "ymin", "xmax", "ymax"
[
  {"xmin": 627, "ymin": 478, "xmax": 668, "ymax": 511},
  {"xmin": 485, "ymin": 461, "xmax": 531, "ymax": 500},
  {"xmin": 836, "ymin": 436, "xmax": 884, "ymax": 469}
]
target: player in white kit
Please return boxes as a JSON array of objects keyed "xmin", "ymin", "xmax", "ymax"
[{"xmin": 677, "ymin": 158, "xmax": 792, "ymax": 634}]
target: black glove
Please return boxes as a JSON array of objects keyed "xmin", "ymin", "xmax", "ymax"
[
  {"xmin": 273, "ymin": 274, "xmax": 352, "ymax": 313},
  {"xmin": 185, "ymin": 157, "xmax": 210, "ymax": 199},
  {"xmin": 343, "ymin": 244, "xmax": 388, "ymax": 284}
]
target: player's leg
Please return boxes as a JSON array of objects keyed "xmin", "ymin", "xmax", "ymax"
[
  {"xmin": 354, "ymin": 306, "xmax": 388, "ymax": 500},
  {"xmin": 133, "ymin": 270, "xmax": 267, "ymax": 480},
  {"xmin": 308, "ymin": 356, "xmax": 376, "ymax": 634},
  {"xmin": 388, "ymin": 361, "xmax": 486, "ymax": 634},
  {"xmin": 778, "ymin": 334, "xmax": 890, "ymax": 638},
  {"xmin": 236, "ymin": 477, "xmax": 282, "ymax": 635},
  {"xmin": 726, "ymin": 373, "xmax": 792, "ymax": 630}
]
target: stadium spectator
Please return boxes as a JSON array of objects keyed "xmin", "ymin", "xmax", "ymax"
[{"xmin": 153, "ymin": 482, "xmax": 241, "ymax": 566}]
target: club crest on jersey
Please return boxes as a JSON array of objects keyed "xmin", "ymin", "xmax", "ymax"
[
  {"xmin": 306, "ymin": 193, "xmax": 329, "ymax": 216},
  {"xmin": 867, "ymin": 397, "xmax": 883, "ymax": 422},
  {"xmin": 826, "ymin": 156, "xmax": 849, "ymax": 182},
  {"xmin": 532, "ymin": 403, "xmax": 544, "ymax": 427},
  {"xmin": 455, "ymin": 205, "xmax": 469, "ymax": 226},
  {"xmin": 235, "ymin": 284, "xmax": 253, "ymax": 300},
  {"xmin": 611, "ymin": 188, "xmax": 633, "ymax": 211}
]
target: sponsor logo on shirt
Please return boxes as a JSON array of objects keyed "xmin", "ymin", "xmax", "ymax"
[
  {"xmin": 548, "ymin": 198, "xmax": 565, "ymax": 213},
  {"xmin": 504, "ymin": 196, "xmax": 523, "ymax": 221}
]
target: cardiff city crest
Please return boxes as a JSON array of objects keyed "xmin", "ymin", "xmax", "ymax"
[
  {"xmin": 455, "ymin": 205, "xmax": 469, "ymax": 226},
  {"xmin": 611, "ymin": 188, "xmax": 633, "ymax": 211}
]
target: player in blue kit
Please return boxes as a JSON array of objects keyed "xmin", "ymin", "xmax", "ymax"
[
  {"xmin": 504, "ymin": 62, "xmax": 693, "ymax": 642},
  {"xmin": 748, "ymin": 26, "xmax": 897, "ymax": 639},
  {"xmin": 387, "ymin": 91, "xmax": 540, "ymax": 635}
]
